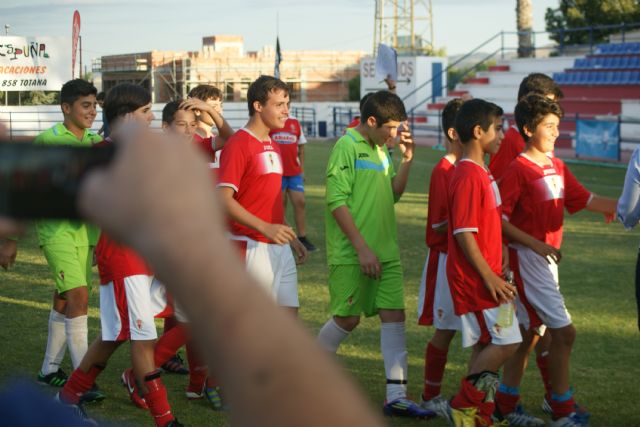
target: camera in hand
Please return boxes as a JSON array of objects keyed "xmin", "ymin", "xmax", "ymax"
[{"xmin": 0, "ymin": 141, "xmax": 115, "ymax": 219}]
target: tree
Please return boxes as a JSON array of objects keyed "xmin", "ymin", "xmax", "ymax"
[
  {"xmin": 348, "ymin": 75, "xmax": 360, "ymax": 101},
  {"xmin": 545, "ymin": 0, "xmax": 640, "ymax": 46},
  {"xmin": 517, "ymin": 0, "xmax": 534, "ymax": 57}
]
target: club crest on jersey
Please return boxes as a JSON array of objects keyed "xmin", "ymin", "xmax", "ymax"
[
  {"xmin": 257, "ymin": 151, "xmax": 283, "ymax": 175},
  {"xmin": 136, "ymin": 319, "xmax": 143, "ymax": 330}
]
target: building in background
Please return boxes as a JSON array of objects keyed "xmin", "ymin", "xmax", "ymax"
[{"xmin": 94, "ymin": 35, "xmax": 364, "ymax": 103}]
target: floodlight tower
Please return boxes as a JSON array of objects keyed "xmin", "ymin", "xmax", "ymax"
[{"xmin": 373, "ymin": 0, "xmax": 434, "ymax": 55}]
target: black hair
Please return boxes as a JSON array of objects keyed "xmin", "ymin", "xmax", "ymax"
[
  {"xmin": 96, "ymin": 91, "xmax": 106, "ymax": 102},
  {"xmin": 454, "ymin": 98, "xmax": 504, "ymax": 143},
  {"xmin": 441, "ymin": 98, "xmax": 465, "ymax": 142},
  {"xmin": 103, "ymin": 83, "xmax": 152, "ymax": 125},
  {"xmin": 360, "ymin": 91, "xmax": 407, "ymax": 127},
  {"xmin": 162, "ymin": 100, "xmax": 182, "ymax": 124},
  {"xmin": 515, "ymin": 93, "xmax": 564, "ymax": 142},
  {"xmin": 247, "ymin": 75, "xmax": 290, "ymax": 116},
  {"xmin": 188, "ymin": 85, "xmax": 222, "ymax": 101},
  {"xmin": 60, "ymin": 79, "xmax": 97, "ymax": 106},
  {"xmin": 517, "ymin": 73, "xmax": 564, "ymax": 101},
  {"xmin": 359, "ymin": 92, "xmax": 375, "ymax": 114}
]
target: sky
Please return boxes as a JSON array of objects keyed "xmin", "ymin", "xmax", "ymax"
[{"xmin": 0, "ymin": 0, "xmax": 559, "ymax": 61}]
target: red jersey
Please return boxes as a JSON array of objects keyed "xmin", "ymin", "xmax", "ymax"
[
  {"xmin": 96, "ymin": 234, "xmax": 151, "ymax": 284},
  {"xmin": 269, "ymin": 117, "xmax": 307, "ymax": 176},
  {"xmin": 489, "ymin": 126, "xmax": 525, "ymax": 181},
  {"xmin": 346, "ymin": 117, "xmax": 360, "ymax": 129},
  {"xmin": 499, "ymin": 154, "xmax": 591, "ymax": 249},
  {"xmin": 218, "ymin": 128, "xmax": 285, "ymax": 243},
  {"xmin": 192, "ymin": 133, "xmax": 220, "ymax": 167},
  {"xmin": 426, "ymin": 156, "xmax": 455, "ymax": 252},
  {"xmin": 446, "ymin": 159, "xmax": 503, "ymax": 315}
]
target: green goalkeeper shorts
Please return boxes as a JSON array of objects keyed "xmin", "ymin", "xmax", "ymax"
[
  {"xmin": 328, "ymin": 260, "xmax": 405, "ymax": 317},
  {"xmin": 41, "ymin": 244, "xmax": 93, "ymax": 294}
]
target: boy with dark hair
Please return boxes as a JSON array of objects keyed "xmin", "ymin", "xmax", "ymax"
[
  {"xmin": 57, "ymin": 83, "xmax": 183, "ymax": 427},
  {"xmin": 497, "ymin": 94, "xmax": 616, "ymax": 427},
  {"xmin": 217, "ymin": 75, "xmax": 307, "ymax": 315},
  {"xmin": 317, "ymin": 90, "xmax": 431, "ymax": 418},
  {"xmin": 489, "ymin": 73, "xmax": 564, "ymax": 181},
  {"xmin": 445, "ymin": 98, "xmax": 521, "ymax": 426},
  {"xmin": 33, "ymin": 79, "xmax": 104, "ymax": 403},
  {"xmin": 417, "ymin": 98, "xmax": 464, "ymax": 416},
  {"xmin": 187, "ymin": 85, "xmax": 233, "ymax": 168},
  {"xmin": 270, "ymin": 116, "xmax": 316, "ymax": 251}
]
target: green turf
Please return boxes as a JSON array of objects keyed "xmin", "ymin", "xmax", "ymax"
[{"xmin": 0, "ymin": 141, "xmax": 639, "ymax": 426}]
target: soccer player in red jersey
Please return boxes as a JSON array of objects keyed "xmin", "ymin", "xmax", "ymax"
[
  {"xmin": 217, "ymin": 76, "xmax": 307, "ymax": 316},
  {"xmin": 269, "ymin": 116, "xmax": 316, "ymax": 251},
  {"xmin": 416, "ymin": 99, "xmax": 464, "ymax": 416},
  {"xmin": 496, "ymin": 94, "xmax": 616, "ymax": 427},
  {"xmin": 444, "ymin": 99, "xmax": 521, "ymax": 426},
  {"xmin": 57, "ymin": 84, "xmax": 183, "ymax": 427},
  {"xmin": 187, "ymin": 85, "xmax": 233, "ymax": 168},
  {"xmin": 488, "ymin": 73, "xmax": 564, "ymax": 181}
]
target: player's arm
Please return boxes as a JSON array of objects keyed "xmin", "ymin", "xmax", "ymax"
[
  {"xmin": 391, "ymin": 123, "xmax": 414, "ymax": 197},
  {"xmin": 281, "ymin": 210, "xmax": 308, "ymax": 264},
  {"xmin": 331, "ymin": 205, "xmax": 381, "ymax": 279},
  {"xmin": 180, "ymin": 99, "xmax": 234, "ymax": 148},
  {"xmin": 586, "ymin": 194, "xmax": 617, "ymax": 222},
  {"xmin": 618, "ymin": 148, "xmax": 640, "ymax": 228},
  {"xmin": 298, "ymin": 144, "xmax": 305, "ymax": 172},
  {"xmin": 454, "ymin": 231, "xmax": 517, "ymax": 303},
  {"xmin": 501, "ymin": 219, "xmax": 561, "ymax": 264},
  {"xmin": 218, "ymin": 186, "xmax": 296, "ymax": 245},
  {"xmin": 77, "ymin": 128, "xmax": 385, "ymax": 427}
]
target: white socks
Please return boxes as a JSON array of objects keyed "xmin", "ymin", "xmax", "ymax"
[
  {"xmin": 381, "ymin": 322, "xmax": 408, "ymax": 402},
  {"xmin": 317, "ymin": 318, "xmax": 350, "ymax": 353},
  {"xmin": 40, "ymin": 310, "xmax": 67, "ymax": 375},
  {"xmin": 65, "ymin": 315, "xmax": 88, "ymax": 369}
]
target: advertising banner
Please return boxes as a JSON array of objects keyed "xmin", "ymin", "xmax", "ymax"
[
  {"xmin": 0, "ymin": 36, "xmax": 72, "ymax": 91},
  {"xmin": 575, "ymin": 119, "xmax": 620, "ymax": 160}
]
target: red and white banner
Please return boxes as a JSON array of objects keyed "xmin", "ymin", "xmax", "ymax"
[{"xmin": 72, "ymin": 10, "xmax": 80, "ymax": 78}]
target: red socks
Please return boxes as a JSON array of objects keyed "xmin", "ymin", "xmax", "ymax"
[
  {"xmin": 536, "ymin": 352, "xmax": 552, "ymax": 399},
  {"xmin": 59, "ymin": 364, "xmax": 104, "ymax": 405},
  {"xmin": 422, "ymin": 342, "xmax": 448, "ymax": 401},
  {"xmin": 154, "ymin": 323, "xmax": 188, "ymax": 368},
  {"xmin": 186, "ymin": 340, "xmax": 207, "ymax": 392},
  {"xmin": 144, "ymin": 370, "xmax": 175, "ymax": 427}
]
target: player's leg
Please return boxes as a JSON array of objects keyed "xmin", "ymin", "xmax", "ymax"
[
  {"xmin": 317, "ymin": 264, "xmax": 363, "ymax": 352},
  {"xmin": 288, "ymin": 176, "xmax": 316, "ymax": 251},
  {"xmin": 38, "ymin": 290, "xmax": 69, "ymax": 386},
  {"xmin": 126, "ymin": 275, "xmax": 181, "ymax": 426},
  {"xmin": 377, "ymin": 261, "xmax": 432, "ymax": 418},
  {"xmin": 421, "ymin": 252, "xmax": 459, "ymax": 412},
  {"xmin": 450, "ymin": 307, "xmax": 521, "ymax": 426}
]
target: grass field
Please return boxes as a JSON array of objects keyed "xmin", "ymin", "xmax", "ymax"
[{"xmin": 1, "ymin": 141, "xmax": 639, "ymax": 427}]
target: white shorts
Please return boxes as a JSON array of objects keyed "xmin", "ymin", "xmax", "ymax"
[
  {"xmin": 417, "ymin": 250, "xmax": 461, "ymax": 330},
  {"xmin": 510, "ymin": 245, "xmax": 572, "ymax": 330},
  {"xmin": 460, "ymin": 304, "xmax": 522, "ymax": 348},
  {"xmin": 231, "ymin": 235, "xmax": 299, "ymax": 308},
  {"xmin": 100, "ymin": 275, "xmax": 186, "ymax": 341}
]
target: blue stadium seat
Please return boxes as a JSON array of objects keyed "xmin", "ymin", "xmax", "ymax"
[
  {"xmin": 620, "ymin": 71, "xmax": 632, "ymax": 84},
  {"xmin": 621, "ymin": 56, "xmax": 631, "ymax": 68},
  {"xmin": 630, "ymin": 56, "xmax": 640, "ymax": 68},
  {"xmin": 612, "ymin": 71, "xmax": 623, "ymax": 84},
  {"xmin": 603, "ymin": 71, "xmax": 615, "ymax": 84},
  {"xmin": 610, "ymin": 56, "xmax": 621, "ymax": 68},
  {"xmin": 631, "ymin": 71, "xmax": 640, "ymax": 84}
]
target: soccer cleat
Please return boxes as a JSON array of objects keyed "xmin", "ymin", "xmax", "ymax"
[
  {"xmin": 161, "ymin": 353, "xmax": 189, "ymax": 375},
  {"xmin": 297, "ymin": 236, "xmax": 317, "ymax": 252},
  {"xmin": 164, "ymin": 419, "xmax": 185, "ymax": 427},
  {"xmin": 37, "ymin": 369, "xmax": 68, "ymax": 387},
  {"xmin": 420, "ymin": 395, "xmax": 452, "ymax": 421},
  {"xmin": 205, "ymin": 386, "xmax": 228, "ymax": 411},
  {"xmin": 543, "ymin": 396, "xmax": 591, "ymax": 423},
  {"xmin": 121, "ymin": 368, "xmax": 148, "ymax": 409},
  {"xmin": 498, "ymin": 404, "xmax": 546, "ymax": 427},
  {"xmin": 79, "ymin": 383, "xmax": 106, "ymax": 404},
  {"xmin": 185, "ymin": 382, "xmax": 205, "ymax": 400},
  {"xmin": 383, "ymin": 397, "xmax": 435, "ymax": 419},
  {"xmin": 550, "ymin": 412, "xmax": 590, "ymax": 427},
  {"xmin": 54, "ymin": 392, "xmax": 98, "ymax": 425}
]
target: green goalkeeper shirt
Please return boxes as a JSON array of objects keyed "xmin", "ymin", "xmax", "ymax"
[
  {"xmin": 325, "ymin": 128, "xmax": 400, "ymax": 265},
  {"xmin": 34, "ymin": 123, "xmax": 102, "ymax": 247}
]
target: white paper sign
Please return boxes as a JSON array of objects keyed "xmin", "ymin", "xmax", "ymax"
[
  {"xmin": 375, "ymin": 43, "xmax": 397, "ymax": 81},
  {"xmin": 0, "ymin": 36, "xmax": 72, "ymax": 91}
]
